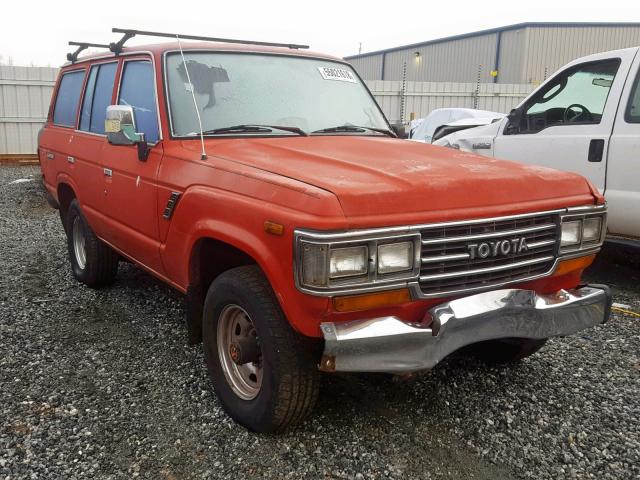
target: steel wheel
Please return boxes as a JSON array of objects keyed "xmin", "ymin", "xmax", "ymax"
[
  {"xmin": 216, "ymin": 304, "xmax": 263, "ymax": 400},
  {"xmin": 72, "ymin": 216, "xmax": 87, "ymax": 270}
]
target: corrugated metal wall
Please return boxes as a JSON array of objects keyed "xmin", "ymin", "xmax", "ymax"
[
  {"xmin": 382, "ymin": 33, "xmax": 498, "ymax": 83},
  {"xmin": 366, "ymin": 80, "xmax": 534, "ymax": 123},
  {"xmin": 496, "ymin": 28, "xmax": 527, "ymax": 84},
  {"xmin": 349, "ymin": 24, "xmax": 640, "ymax": 84},
  {"xmin": 520, "ymin": 26, "xmax": 640, "ymax": 84},
  {"xmin": 350, "ymin": 54, "xmax": 384, "ymax": 81},
  {"xmin": 0, "ymin": 66, "xmax": 58, "ymax": 155}
]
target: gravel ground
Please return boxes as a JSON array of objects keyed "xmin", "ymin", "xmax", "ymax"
[{"xmin": 1, "ymin": 165, "xmax": 639, "ymax": 480}]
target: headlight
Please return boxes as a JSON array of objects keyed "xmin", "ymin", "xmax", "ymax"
[
  {"xmin": 559, "ymin": 210, "xmax": 606, "ymax": 253},
  {"xmin": 296, "ymin": 234, "xmax": 419, "ymax": 292},
  {"xmin": 378, "ymin": 242, "xmax": 413, "ymax": 274},
  {"xmin": 329, "ymin": 246, "xmax": 368, "ymax": 279},
  {"xmin": 560, "ymin": 220, "xmax": 581, "ymax": 247},
  {"xmin": 582, "ymin": 217, "xmax": 602, "ymax": 243}
]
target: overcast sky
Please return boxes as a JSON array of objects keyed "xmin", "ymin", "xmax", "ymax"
[{"xmin": 1, "ymin": 0, "xmax": 638, "ymax": 66}]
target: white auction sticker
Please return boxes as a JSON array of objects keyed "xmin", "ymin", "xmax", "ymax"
[{"xmin": 318, "ymin": 66, "xmax": 357, "ymax": 83}]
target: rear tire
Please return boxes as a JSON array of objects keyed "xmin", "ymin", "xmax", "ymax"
[
  {"xmin": 65, "ymin": 199, "xmax": 119, "ymax": 288},
  {"xmin": 461, "ymin": 338, "xmax": 547, "ymax": 364},
  {"xmin": 202, "ymin": 265, "xmax": 320, "ymax": 433}
]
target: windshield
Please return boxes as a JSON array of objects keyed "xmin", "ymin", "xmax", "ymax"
[{"xmin": 165, "ymin": 52, "xmax": 389, "ymax": 136}]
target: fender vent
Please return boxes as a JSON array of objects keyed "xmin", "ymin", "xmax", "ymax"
[{"xmin": 163, "ymin": 192, "xmax": 181, "ymax": 219}]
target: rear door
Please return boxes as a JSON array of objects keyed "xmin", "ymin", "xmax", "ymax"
[
  {"xmin": 100, "ymin": 57, "xmax": 164, "ymax": 273},
  {"xmin": 73, "ymin": 60, "xmax": 118, "ymax": 229},
  {"xmin": 606, "ymin": 51, "xmax": 640, "ymax": 238},
  {"xmin": 493, "ymin": 49, "xmax": 638, "ymax": 193},
  {"xmin": 41, "ymin": 68, "xmax": 89, "ymax": 201}
]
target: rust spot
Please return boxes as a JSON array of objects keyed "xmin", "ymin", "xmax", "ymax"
[{"xmin": 318, "ymin": 355, "xmax": 336, "ymax": 372}]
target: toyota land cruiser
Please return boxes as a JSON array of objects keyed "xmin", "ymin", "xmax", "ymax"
[{"xmin": 38, "ymin": 29, "xmax": 612, "ymax": 432}]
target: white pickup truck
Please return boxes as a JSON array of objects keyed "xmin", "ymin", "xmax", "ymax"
[{"xmin": 434, "ymin": 47, "xmax": 640, "ymax": 245}]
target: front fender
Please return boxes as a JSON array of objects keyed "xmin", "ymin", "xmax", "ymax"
[{"xmin": 160, "ymin": 185, "xmax": 341, "ymax": 337}]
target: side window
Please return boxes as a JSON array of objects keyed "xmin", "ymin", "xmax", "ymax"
[
  {"xmin": 80, "ymin": 63, "xmax": 117, "ymax": 134},
  {"xmin": 52, "ymin": 70, "xmax": 85, "ymax": 127},
  {"xmin": 118, "ymin": 60, "xmax": 159, "ymax": 143},
  {"xmin": 625, "ymin": 68, "xmax": 640, "ymax": 123},
  {"xmin": 517, "ymin": 59, "xmax": 620, "ymax": 134},
  {"xmin": 79, "ymin": 67, "xmax": 98, "ymax": 131}
]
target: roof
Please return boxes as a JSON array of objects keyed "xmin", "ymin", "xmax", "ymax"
[
  {"xmin": 344, "ymin": 22, "xmax": 640, "ymax": 59},
  {"xmin": 64, "ymin": 40, "xmax": 340, "ymax": 67}
]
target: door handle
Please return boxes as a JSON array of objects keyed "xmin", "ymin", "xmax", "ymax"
[
  {"xmin": 588, "ymin": 139, "xmax": 605, "ymax": 162},
  {"xmin": 103, "ymin": 168, "xmax": 113, "ymax": 177}
]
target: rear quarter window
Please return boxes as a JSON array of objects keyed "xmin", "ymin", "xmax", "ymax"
[{"xmin": 52, "ymin": 70, "xmax": 86, "ymax": 127}]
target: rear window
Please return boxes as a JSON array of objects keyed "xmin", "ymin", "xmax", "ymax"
[{"xmin": 52, "ymin": 70, "xmax": 85, "ymax": 127}]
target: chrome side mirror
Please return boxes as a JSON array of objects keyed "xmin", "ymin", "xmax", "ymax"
[{"xmin": 105, "ymin": 105, "xmax": 149, "ymax": 160}]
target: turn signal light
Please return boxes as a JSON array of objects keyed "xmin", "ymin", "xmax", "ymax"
[
  {"xmin": 264, "ymin": 220, "xmax": 284, "ymax": 236},
  {"xmin": 554, "ymin": 254, "xmax": 596, "ymax": 276},
  {"xmin": 333, "ymin": 288, "xmax": 411, "ymax": 313}
]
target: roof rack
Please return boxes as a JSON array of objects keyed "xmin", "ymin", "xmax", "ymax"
[
  {"xmin": 67, "ymin": 41, "xmax": 112, "ymax": 63},
  {"xmin": 109, "ymin": 27, "xmax": 309, "ymax": 54}
]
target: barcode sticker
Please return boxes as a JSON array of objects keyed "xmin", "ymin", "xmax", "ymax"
[{"xmin": 318, "ymin": 67, "xmax": 357, "ymax": 83}]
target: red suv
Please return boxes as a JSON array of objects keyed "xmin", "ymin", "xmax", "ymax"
[{"xmin": 39, "ymin": 30, "xmax": 612, "ymax": 432}]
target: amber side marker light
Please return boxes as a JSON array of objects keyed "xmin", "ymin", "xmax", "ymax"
[
  {"xmin": 264, "ymin": 220, "xmax": 284, "ymax": 236},
  {"xmin": 333, "ymin": 288, "xmax": 412, "ymax": 313},
  {"xmin": 554, "ymin": 254, "xmax": 596, "ymax": 276}
]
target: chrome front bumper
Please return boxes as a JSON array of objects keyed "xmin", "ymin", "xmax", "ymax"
[{"xmin": 319, "ymin": 285, "xmax": 611, "ymax": 373}]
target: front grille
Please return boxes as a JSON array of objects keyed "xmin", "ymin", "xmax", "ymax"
[{"xmin": 419, "ymin": 213, "xmax": 559, "ymax": 296}]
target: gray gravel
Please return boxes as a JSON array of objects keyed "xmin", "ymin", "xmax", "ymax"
[{"xmin": 1, "ymin": 165, "xmax": 639, "ymax": 480}]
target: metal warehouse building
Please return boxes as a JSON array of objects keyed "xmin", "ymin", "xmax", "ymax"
[{"xmin": 346, "ymin": 22, "xmax": 640, "ymax": 84}]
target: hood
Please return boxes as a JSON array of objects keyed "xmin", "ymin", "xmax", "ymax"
[
  {"xmin": 411, "ymin": 108, "xmax": 503, "ymax": 142},
  {"xmin": 195, "ymin": 136, "xmax": 595, "ymax": 223},
  {"xmin": 433, "ymin": 120, "xmax": 502, "ymax": 148},
  {"xmin": 444, "ymin": 115, "xmax": 504, "ymax": 128}
]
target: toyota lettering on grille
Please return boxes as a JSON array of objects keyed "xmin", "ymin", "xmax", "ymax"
[{"xmin": 467, "ymin": 238, "xmax": 529, "ymax": 260}]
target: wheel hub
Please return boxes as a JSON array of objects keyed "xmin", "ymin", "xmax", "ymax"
[{"xmin": 217, "ymin": 304, "xmax": 263, "ymax": 400}]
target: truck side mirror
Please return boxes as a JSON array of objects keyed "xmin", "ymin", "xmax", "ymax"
[
  {"xmin": 105, "ymin": 105, "xmax": 149, "ymax": 161},
  {"xmin": 504, "ymin": 108, "xmax": 522, "ymax": 135}
]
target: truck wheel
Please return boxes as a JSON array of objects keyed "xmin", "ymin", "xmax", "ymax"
[
  {"xmin": 65, "ymin": 199, "xmax": 119, "ymax": 288},
  {"xmin": 202, "ymin": 265, "xmax": 320, "ymax": 432},
  {"xmin": 462, "ymin": 338, "xmax": 547, "ymax": 364}
]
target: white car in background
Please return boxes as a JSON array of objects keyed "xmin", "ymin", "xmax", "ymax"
[
  {"xmin": 409, "ymin": 108, "xmax": 504, "ymax": 143},
  {"xmin": 434, "ymin": 47, "xmax": 640, "ymax": 245}
]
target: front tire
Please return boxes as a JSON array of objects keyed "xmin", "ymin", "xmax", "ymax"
[
  {"xmin": 65, "ymin": 199, "xmax": 119, "ymax": 288},
  {"xmin": 202, "ymin": 265, "xmax": 319, "ymax": 433}
]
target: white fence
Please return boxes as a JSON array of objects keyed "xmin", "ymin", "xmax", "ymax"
[
  {"xmin": 0, "ymin": 68, "xmax": 535, "ymax": 154},
  {"xmin": 0, "ymin": 66, "xmax": 58, "ymax": 155},
  {"xmin": 366, "ymin": 80, "xmax": 535, "ymax": 124}
]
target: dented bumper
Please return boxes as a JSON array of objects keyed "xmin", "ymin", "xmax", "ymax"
[{"xmin": 319, "ymin": 285, "xmax": 612, "ymax": 373}]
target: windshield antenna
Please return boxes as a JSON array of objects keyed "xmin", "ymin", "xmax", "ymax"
[{"xmin": 176, "ymin": 35, "xmax": 207, "ymax": 160}]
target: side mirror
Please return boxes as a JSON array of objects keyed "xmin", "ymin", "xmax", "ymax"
[
  {"xmin": 105, "ymin": 105, "xmax": 149, "ymax": 161},
  {"xmin": 504, "ymin": 108, "xmax": 522, "ymax": 135}
]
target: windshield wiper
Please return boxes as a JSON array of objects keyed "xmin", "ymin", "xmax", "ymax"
[
  {"xmin": 200, "ymin": 124, "xmax": 308, "ymax": 136},
  {"xmin": 312, "ymin": 125, "xmax": 396, "ymax": 137}
]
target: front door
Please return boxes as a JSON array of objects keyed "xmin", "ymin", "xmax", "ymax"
[
  {"xmin": 494, "ymin": 50, "xmax": 638, "ymax": 193},
  {"xmin": 606, "ymin": 51, "xmax": 640, "ymax": 237},
  {"xmin": 101, "ymin": 57, "xmax": 164, "ymax": 273}
]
